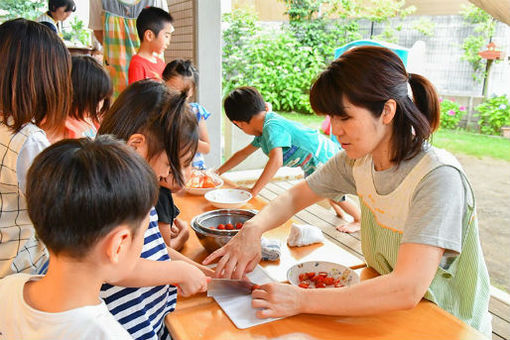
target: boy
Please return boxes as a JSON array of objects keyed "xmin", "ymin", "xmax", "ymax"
[
  {"xmin": 128, "ymin": 6, "xmax": 173, "ymax": 84},
  {"xmin": 0, "ymin": 136, "xmax": 158, "ymax": 339},
  {"xmin": 217, "ymin": 86, "xmax": 361, "ymax": 232}
]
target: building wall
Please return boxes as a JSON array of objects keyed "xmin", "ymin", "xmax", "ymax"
[{"xmin": 165, "ymin": 0, "xmax": 195, "ymax": 63}]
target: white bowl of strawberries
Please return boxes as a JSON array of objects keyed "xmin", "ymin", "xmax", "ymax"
[{"xmin": 287, "ymin": 261, "xmax": 359, "ymax": 289}]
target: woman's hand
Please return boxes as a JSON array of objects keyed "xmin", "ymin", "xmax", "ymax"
[
  {"xmin": 202, "ymin": 221, "xmax": 263, "ymax": 279},
  {"xmin": 251, "ymin": 282, "xmax": 303, "ymax": 318}
]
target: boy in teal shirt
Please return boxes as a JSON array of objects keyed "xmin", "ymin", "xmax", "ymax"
[{"xmin": 217, "ymin": 87, "xmax": 360, "ymax": 231}]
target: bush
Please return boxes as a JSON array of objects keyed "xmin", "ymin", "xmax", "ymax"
[
  {"xmin": 222, "ymin": 10, "xmax": 324, "ymax": 113},
  {"xmin": 476, "ymin": 95, "xmax": 510, "ymax": 135},
  {"xmin": 439, "ymin": 99, "xmax": 466, "ymax": 130}
]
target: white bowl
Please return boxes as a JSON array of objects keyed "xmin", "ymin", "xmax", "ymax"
[
  {"xmin": 287, "ymin": 261, "xmax": 359, "ymax": 288},
  {"xmin": 185, "ymin": 177, "xmax": 224, "ymax": 195},
  {"xmin": 204, "ymin": 189, "xmax": 252, "ymax": 209}
]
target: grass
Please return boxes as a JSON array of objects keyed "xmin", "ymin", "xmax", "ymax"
[{"xmin": 278, "ymin": 112, "xmax": 510, "ymax": 162}]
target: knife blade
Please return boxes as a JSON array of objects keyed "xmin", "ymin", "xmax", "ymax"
[{"xmin": 207, "ymin": 278, "xmax": 255, "ymax": 297}]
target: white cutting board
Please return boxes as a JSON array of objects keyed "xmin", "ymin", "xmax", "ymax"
[{"xmin": 212, "ymin": 265, "xmax": 284, "ymax": 329}]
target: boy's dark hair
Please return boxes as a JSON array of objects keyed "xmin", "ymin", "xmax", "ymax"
[
  {"xmin": 49, "ymin": 0, "xmax": 76, "ymax": 12},
  {"xmin": 223, "ymin": 86, "xmax": 266, "ymax": 123},
  {"xmin": 98, "ymin": 80, "xmax": 198, "ymax": 187},
  {"xmin": 70, "ymin": 56, "xmax": 112, "ymax": 123},
  {"xmin": 0, "ymin": 19, "xmax": 71, "ymax": 134},
  {"xmin": 310, "ymin": 46, "xmax": 440, "ymax": 165},
  {"xmin": 26, "ymin": 135, "xmax": 158, "ymax": 258},
  {"xmin": 136, "ymin": 6, "xmax": 173, "ymax": 41},
  {"xmin": 162, "ymin": 59, "xmax": 198, "ymax": 91}
]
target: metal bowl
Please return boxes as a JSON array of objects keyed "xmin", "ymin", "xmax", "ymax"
[{"xmin": 190, "ymin": 209, "xmax": 257, "ymax": 252}]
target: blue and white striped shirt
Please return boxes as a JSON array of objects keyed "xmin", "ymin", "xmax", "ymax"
[{"xmin": 100, "ymin": 208, "xmax": 177, "ymax": 340}]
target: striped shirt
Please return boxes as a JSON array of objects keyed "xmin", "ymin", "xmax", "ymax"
[{"xmin": 100, "ymin": 208, "xmax": 176, "ymax": 340}]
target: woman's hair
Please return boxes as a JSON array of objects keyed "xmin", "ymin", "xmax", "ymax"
[
  {"xmin": 0, "ymin": 19, "xmax": 71, "ymax": 134},
  {"xmin": 27, "ymin": 135, "xmax": 158, "ymax": 258},
  {"xmin": 70, "ymin": 56, "xmax": 112, "ymax": 123},
  {"xmin": 49, "ymin": 0, "xmax": 76, "ymax": 12},
  {"xmin": 97, "ymin": 80, "xmax": 198, "ymax": 186},
  {"xmin": 162, "ymin": 59, "xmax": 198, "ymax": 92},
  {"xmin": 310, "ymin": 46, "xmax": 440, "ymax": 165}
]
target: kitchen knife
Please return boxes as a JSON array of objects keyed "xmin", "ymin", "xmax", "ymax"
[{"xmin": 207, "ymin": 278, "xmax": 256, "ymax": 297}]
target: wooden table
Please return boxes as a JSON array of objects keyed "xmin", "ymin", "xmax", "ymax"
[{"xmin": 166, "ymin": 188, "xmax": 488, "ymax": 340}]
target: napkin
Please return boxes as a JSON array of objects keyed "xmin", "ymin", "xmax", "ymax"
[
  {"xmin": 287, "ymin": 223, "xmax": 324, "ymax": 247},
  {"xmin": 261, "ymin": 237, "xmax": 280, "ymax": 261}
]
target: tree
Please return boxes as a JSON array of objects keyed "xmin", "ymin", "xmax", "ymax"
[{"xmin": 0, "ymin": 0, "xmax": 45, "ymax": 22}]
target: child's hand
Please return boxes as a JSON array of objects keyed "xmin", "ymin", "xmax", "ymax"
[
  {"xmin": 169, "ymin": 219, "xmax": 190, "ymax": 251},
  {"xmin": 172, "ymin": 261, "xmax": 208, "ymax": 297}
]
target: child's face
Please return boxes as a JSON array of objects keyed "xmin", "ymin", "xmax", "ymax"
[
  {"xmin": 165, "ymin": 76, "xmax": 194, "ymax": 98},
  {"xmin": 160, "ymin": 151, "xmax": 193, "ymax": 192},
  {"xmin": 53, "ymin": 7, "xmax": 73, "ymax": 21},
  {"xmin": 152, "ymin": 23, "xmax": 173, "ymax": 54},
  {"xmin": 148, "ymin": 151, "xmax": 171, "ymax": 180},
  {"xmin": 233, "ymin": 120, "xmax": 261, "ymax": 136}
]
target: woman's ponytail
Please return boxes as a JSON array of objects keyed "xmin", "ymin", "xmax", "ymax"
[{"xmin": 408, "ymin": 73, "xmax": 440, "ymax": 133}]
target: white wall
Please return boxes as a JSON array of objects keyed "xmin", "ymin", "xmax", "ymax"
[{"xmin": 196, "ymin": 0, "xmax": 223, "ymax": 168}]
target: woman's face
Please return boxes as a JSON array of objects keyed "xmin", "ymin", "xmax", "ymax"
[{"xmin": 330, "ymin": 96, "xmax": 390, "ymax": 160}]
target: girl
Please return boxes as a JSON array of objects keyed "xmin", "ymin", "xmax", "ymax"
[
  {"xmin": 163, "ymin": 59, "xmax": 211, "ymax": 170},
  {"xmin": 65, "ymin": 55, "xmax": 112, "ymax": 139},
  {"xmin": 0, "ymin": 19, "xmax": 71, "ymax": 278},
  {"xmin": 36, "ymin": 0, "xmax": 76, "ymax": 37},
  {"xmin": 97, "ymin": 80, "xmax": 210, "ymax": 340},
  {"xmin": 204, "ymin": 46, "xmax": 492, "ymax": 337}
]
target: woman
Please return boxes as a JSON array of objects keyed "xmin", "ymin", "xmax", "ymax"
[{"xmin": 204, "ymin": 46, "xmax": 491, "ymax": 336}]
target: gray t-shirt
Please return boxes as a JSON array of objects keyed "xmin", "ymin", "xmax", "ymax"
[{"xmin": 306, "ymin": 148, "xmax": 471, "ymax": 256}]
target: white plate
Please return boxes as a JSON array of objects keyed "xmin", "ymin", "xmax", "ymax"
[
  {"xmin": 204, "ymin": 189, "xmax": 252, "ymax": 209},
  {"xmin": 287, "ymin": 261, "xmax": 359, "ymax": 288}
]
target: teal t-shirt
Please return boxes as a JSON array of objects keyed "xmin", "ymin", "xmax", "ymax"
[{"xmin": 251, "ymin": 112, "xmax": 339, "ymax": 176}]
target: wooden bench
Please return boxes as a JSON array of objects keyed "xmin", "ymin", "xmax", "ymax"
[{"xmin": 258, "ymin": 179, "xmax": 510, "ymax": 340}]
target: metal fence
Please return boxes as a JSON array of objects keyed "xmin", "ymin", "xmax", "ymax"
[{"xmin": 357, "ymin": 15, "xmax": 510, "ymax": 97}]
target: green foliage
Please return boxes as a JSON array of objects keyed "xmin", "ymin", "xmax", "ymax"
[
  {"xmin": 475, "ymin": 95, "xmax": 510, "ymax": 135},
  {"xmin": 62, "ymin": 17, "xmax": 91, "ymax": 46},
  {"xmin": 411, "ymin": 17, "xmax": 435, "ymax": 36},
  {"xmin": 0, "ymin": 0, "xmax": 45, "ymax": 22},
  {"xmin": 439, "ymin": 99, "xmax": 466, "ymax": 130},
  {"xmin": 460, "ymin": 4, "xmax": 496, "ymax": 83}
]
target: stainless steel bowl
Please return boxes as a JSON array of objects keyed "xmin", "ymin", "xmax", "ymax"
[{"xmin": 190, "ymin": 209, "xmax": 257, "ymax": 252}]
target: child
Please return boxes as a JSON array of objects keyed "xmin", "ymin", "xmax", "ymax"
[
  {"xmin": 64, "ymin": 55, "xmax": 112, "ymax": 139},
  {"xmin": 163, "ymin": 59, "xmax": 211, "ymax": 170},
  {"xmin": 36, "ymin": 0, "xmax": 76, "ymax": 37},
  {"xmin": 161, "ymin": 59, "xmax": 211, "ymax": 250},
  {"xmin": 97, "ymin": 80, "xmax": 210, "ymax": 340},
  {"xmin": 128, "ymin": 6, "xmax": 174, "ymax": 84},
  {"xmin": 217, "ymin": 86, "xmax": 361, "ymax": 232},
  {"xmin": 0, "ymin": 136, "xmax": 158, "ymax": 339},
  {"xmin": 0, "ymin": 18, "xmax": 71, "ymax": 279}
]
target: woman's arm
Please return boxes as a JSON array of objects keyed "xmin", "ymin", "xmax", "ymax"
[
  {"xmin": 252, "ymin": 243, "xmax": 444, "ymax": 318},
  {"xmin": 203, "ymin": 180, "xmax": 324, "ymax": 278}
]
